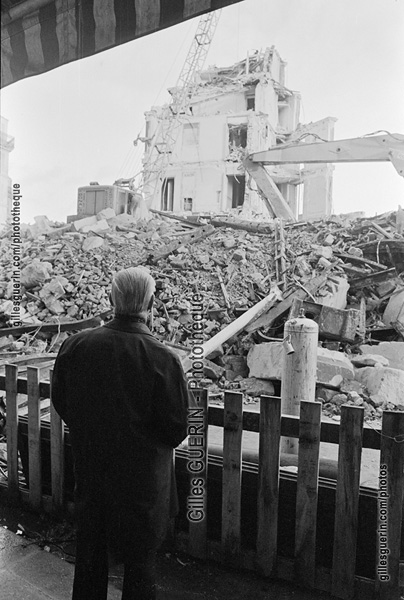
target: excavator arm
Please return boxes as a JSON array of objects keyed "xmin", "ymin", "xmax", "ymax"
[{"xmin": 249, "ymin": 133, "xmax": 404, "ymax": 177}]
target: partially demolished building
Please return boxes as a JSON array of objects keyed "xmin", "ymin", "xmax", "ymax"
[{"xmin": 142, "ymin": 47, "xmax": 336, "ymax": 220}]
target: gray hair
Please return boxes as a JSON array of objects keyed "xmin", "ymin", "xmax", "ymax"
[{"xmin": 111, "ymin": 267, "xmax": 155, "ymax": 319}]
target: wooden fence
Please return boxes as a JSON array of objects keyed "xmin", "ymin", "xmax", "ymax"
[{"xmin": 0, "ymin": 365, "xmax": 403, "ymax": 600}]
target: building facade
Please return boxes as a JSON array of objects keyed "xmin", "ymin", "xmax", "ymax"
[{"xmin": 142, "ymin": 47, "xmax": 336, "ymax": 220}]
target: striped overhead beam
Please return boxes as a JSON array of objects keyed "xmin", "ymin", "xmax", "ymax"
[{"xmin": 1, "ymin": 0, "xmax": 244, "ymax": 88}]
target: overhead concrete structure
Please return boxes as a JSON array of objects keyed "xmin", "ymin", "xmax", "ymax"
[
  {"xmin": 1, "ymin": 1, "xmax": 244, "ymax": 89},
  {"xmin": 0, "ymin": 116, "xmax": 14, "ymax": 224},
  {"xmin": 142, "ymin": 47, "xmax": 336, "ymax": 219}
]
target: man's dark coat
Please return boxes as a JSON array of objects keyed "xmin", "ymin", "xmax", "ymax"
[{"xmin": 51, "ymin": 318, "xmax": 191, "ymax": 558}]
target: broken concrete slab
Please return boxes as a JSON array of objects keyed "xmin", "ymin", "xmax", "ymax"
[
  {"xmin": 312, "ymin": 245, "xmax": 333, "ymax": 260},
  {"xmin": 232, "ymin": 249, "xmax": 246, "ymax": 262},
  {"xmin": 27, "ymin": 215, "xmax": 54, "ymax": 237},
  {"xmin": 354, "ymin": 366, "xmax": 404, "ymax": 406},
  {"xmin": 382, "ymin": 287, "xmax": 404, "ymax": 327},
  {"xmin": 203, "ymin": 359, "xmax": 224, "ymax": 380},
  {"xmin": 42, "ymin": 297, "xmax": 65, "ymax": 315},
  {"xmin": 81, "ymin": 219, "xmax": 110, "ymax": 234},
  {"xmin": 247, "ymin": 342, "xmax": 283, "ymax": 380},
  {"xmin": 73, "ymin": 215, "xmax": 98, "ymax": 231},
  {"xmin": 360, "ymin": 341, "xmax": 404, "ymax": 371},
  {"xmin": 223, "ymin": 236, "xmax": 236, "ymax": 249},
  {"xmin": 39, "ymin": 276, "xmax": 68, "ymax": 301},
  {"xmin": 222, "ymin": 355, "xmax": 248, "ymax": 377},
  {"xmin": 238, "ymin": 377, "xmax": 275, "ymax": 397},
  {"xmin": 82, "ymin": 236, "xmax": 104, "ymax": 251},
  {"xmin": 247, "ymin": 342, "xmax": 354, "ymax": 384},
  {"xmin": 315, "ymin": 276, "xmax": 349, "ymax": 310},
  {"xmin": 96, "ymin": 208, "xmax": 116, "ymax": 220},
  {"xmin": 317, "ymin": 347, "xmax": 355, "ymax": 383},
  {"xmin": 21, "ymin": 261, "xmax": 52, "ymax": 289},
  {"xmin": 350, "ymin": 354, "xmax": 390, "ymax": 368}
]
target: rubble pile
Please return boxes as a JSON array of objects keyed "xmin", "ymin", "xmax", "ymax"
[{"xmin": 0, "ymin": 208, "xmax": 403, "ymax": 421}]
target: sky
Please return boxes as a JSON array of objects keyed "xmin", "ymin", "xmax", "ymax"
[{"xmin": 1, "ymin": 0, "xmax": 404, "ymax": 224}]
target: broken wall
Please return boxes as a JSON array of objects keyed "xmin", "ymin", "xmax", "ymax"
[
  {"xmin": 300, "ymin": 117, "xmax": 337, "ymax": 220},
  {"xmin": 164, "ymin": 163, "xmax": 224, "ymax": 213},
  {"xmin": 254, "ymin": 80, "xmax": 278, "ymax": 125},
  {"xmin": 142, "ymin": 48, "xmax": 334, "ymax": 219},
  {"xmin": 191, "ymin": 88, "xmax": 248, "ymax": 117}
]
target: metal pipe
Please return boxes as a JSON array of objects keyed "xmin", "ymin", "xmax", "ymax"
[{"xmin": 280, "ymin": 310, "xmax": 318, "ymax": 454}]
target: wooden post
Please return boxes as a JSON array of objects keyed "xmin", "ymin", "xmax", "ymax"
[
  {"xmin": 221, "ymin": 391, "xmax": 243, "ymax": 562},
  {"xmin": 332, "ymin": 405, "xmax": 364, "ymax": 599},
  {"xmin": 27, "ymin": 367, "xmax": 42, "ymax": 511},
  {"xmin": 295, "ymin": 400, "xmax": 321, "ymax": 587},
  {"xmin": 280, "ymin": 314, "xmax": 318, "ymax": 454},
  {"xmin": 375, "ymin": 411, "xmax": 404, "ymax": 600},
  {"xmin": 188, "ymin": 388, "xmax": 208, "ymax": 559},
  {"xmin": 256, "ymin": 396, "xmax": 281, "ymax": 576},
  {"xmin": 274, "ymin": 218, "xmax": 287, "ymax": 289},
  {"xmin": 243, "ymin": 157, "xmax": 297, "ymax": 221},
  {"xmin": 49, "ymin": 369, "xmax": 65, "ymax": 512},
  {"xmin": 181, "ymin": 287, "xmax": 282, "ymax": 372},
  {"xmin": 5, "ymin": 364, "xmax": 19, "ymax": 501}
]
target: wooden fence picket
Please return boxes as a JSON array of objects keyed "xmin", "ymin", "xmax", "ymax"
[
  {"xmin": 27, "ymin": 367, "xmax": 42, "ymax": 511},
  {"xmin": 256, "ymin": 395, "xmax": 281, "ymax": 576},
  {"xmin": 188, "ymin": 388, "xmax": 209, "ymax": 559},
  {"xmin": 295, "ymin": 400, "xmax": 321, "ymax": 587},
  {"xmin": 221, "ymin": 391, "xmax": 243, "ymax": 561},
  {"xmin": 49, "ymin": 369, "xmax": 65, "ymax": 512},
  {"xmin": 376, "ymin": 411, "xmax": 404, "ymax": 600},
  {"xmin": 5, "ymin": 364, "xmax": 19, "ymax": 500},
  {"xmin": 332, "ymin": 405, "xmax": 364, "ymax": 599}
]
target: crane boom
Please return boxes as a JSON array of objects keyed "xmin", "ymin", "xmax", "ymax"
[
  {"xmin": 249, "ymin": 133, "xmax": 404, "ymax": 177},
  {"xmin": 142, "ymin": 10, "xmax": 221, "ymax": 207}
]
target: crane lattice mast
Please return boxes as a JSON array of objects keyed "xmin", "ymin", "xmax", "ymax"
[{"xmin": 141, "ymin": 10, "xmax": 221, "ymax": 208}]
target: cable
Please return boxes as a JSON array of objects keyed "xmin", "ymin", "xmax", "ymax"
[
  {"xmin": 362, "ymin": 130, "xmax": 402, "ymax": 140},
  {"xmin": 367, "ymin": 420, "xmax": 404, "ymax": 443}
]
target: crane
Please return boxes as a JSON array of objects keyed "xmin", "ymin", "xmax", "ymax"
[
  {"xmin": 139, "ymin": 10, "xmax": 221, "ymax": 208},
  {"xmin": 79, "ymin": 11, "xmax": 221, "ymax": 221}
]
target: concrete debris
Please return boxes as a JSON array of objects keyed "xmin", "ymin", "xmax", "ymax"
[
  {"xmin": 316, "ymin": 347, "xmax": 355, "ymax": 383},
  {"xmin": 96, "ymin": 208, "xmax": 116, "ymax": 221},
  {"xmin": 289, "ymin": 299, "xmax": 363, "ymax": 343},
  {"xmin": 247, "ymin": 342, "xmax": 283, "ymax": 380},
  {"xmin": 350, "ymin": 354, "xmax": 390, "ymax": 368},
  {"xmin": 316, "ymin": 276, "xmax": 350, "ymax": 310},
  {"xmin": 238, "ymin": 377, "xmax": 275, "ymax": 397},
  {"xmin": 382, "ymin": 286, "xmax": 404, "ymax": 327},
  {"xmin": 20, "ymin": 260, "xmax": 52, "ymax": 289},
  {"xmin": 0, "ymin": 208, "xmax": 402, "ymax": 422},
  {"xmin": 203, "ymin": 359, "xmax": 225, "ymax": 380},
  {"xmin": 81, "ymin": 219, "xmax": 110, "ymax": 234},
  {"xmin": 360, "ymin": 341, "xmax": 404, "ymax": 371},
  {"xmin": 73, "ymin": 215, "xmax": 98, "ymax": 231},
  {"xmin": 354, "ymin": 366, "xmax": 404, "ymax": 407},
  {"xmin": 82, "ymin": 236, "xmax": 104, "ymax": 251},
  {"xmin": 247, "ymin": 342, "xmax": 355, "ymax": 384}
]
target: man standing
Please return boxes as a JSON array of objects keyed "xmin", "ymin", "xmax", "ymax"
[{"xmin": 52, "ymin": 266, "xmax": 192, "ymax": 600}]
